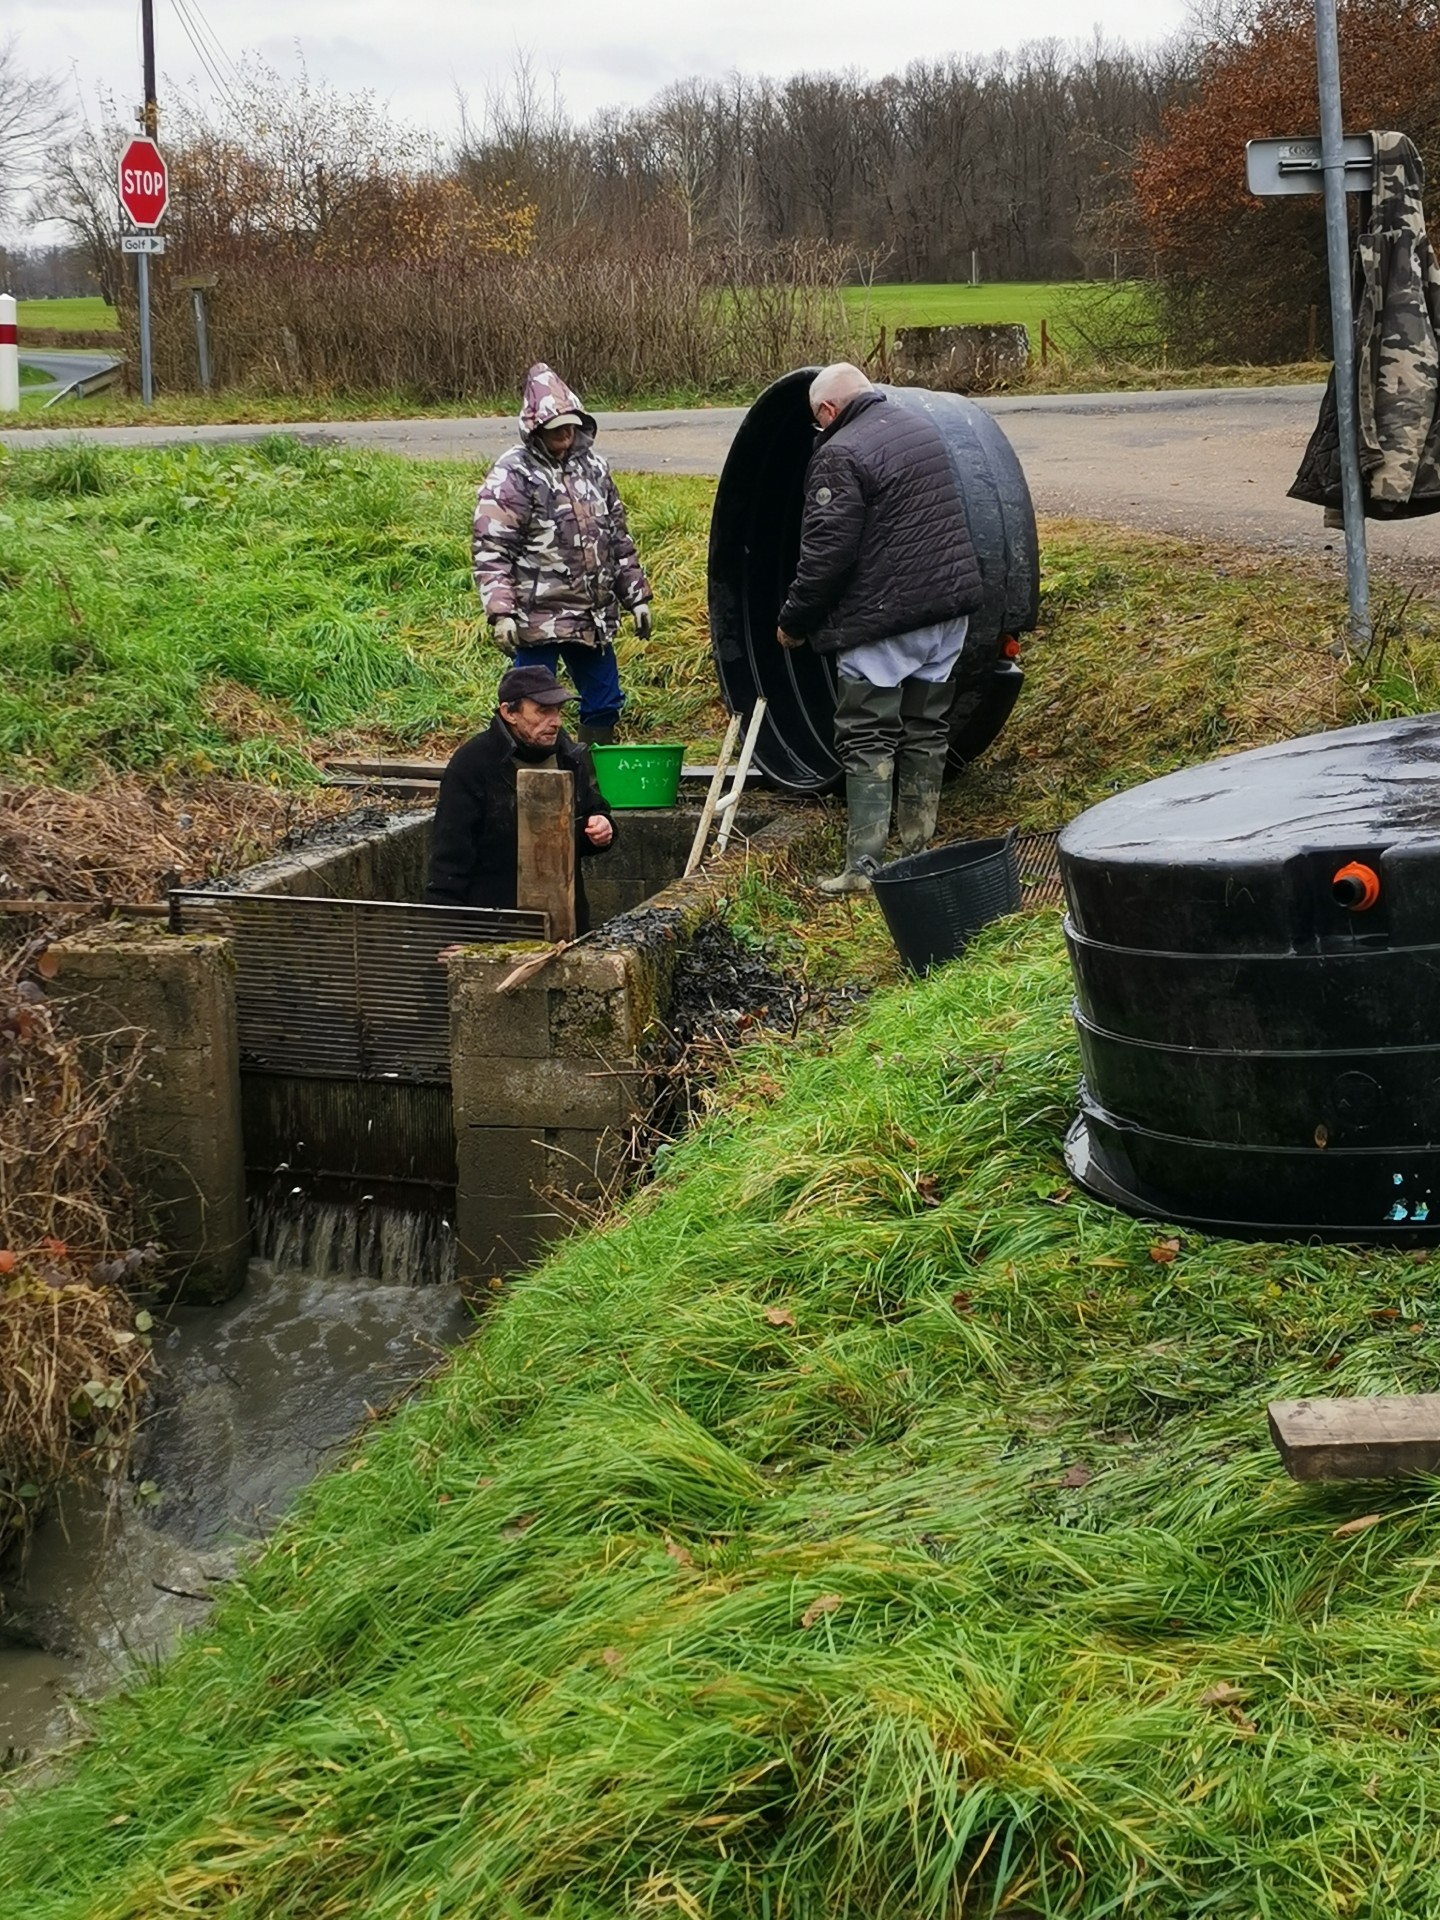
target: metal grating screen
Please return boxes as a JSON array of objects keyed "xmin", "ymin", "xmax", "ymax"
[
  {"xmin": 1014, "ymin": 828, "xmax": 1063, "ymax": 908},
  {"xmin": 170, "ymin": 891, "xmax": 548, "ymax": 1083}
]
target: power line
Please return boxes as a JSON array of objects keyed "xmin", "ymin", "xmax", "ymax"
[{"xmin": 166, "ymin": 0, "xmax": 241, "ymax": 114}]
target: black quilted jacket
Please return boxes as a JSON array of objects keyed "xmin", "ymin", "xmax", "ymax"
[
  {"xmin": 426, "ymin": 712, "xmax": 614, "ymax": 933},
  {"xmin": 777, "ymin": 389, "xmax": 984, "ymax": 654}
]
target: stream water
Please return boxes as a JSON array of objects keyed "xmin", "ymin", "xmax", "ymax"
[{"xmin": 0, "ymin": 1254, "xmax": 473, "ymax": 1762}]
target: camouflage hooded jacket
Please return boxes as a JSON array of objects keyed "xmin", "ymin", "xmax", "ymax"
[
  {"xmin": 472, "ymin": 364, "xmax": 653, "ymax": 646},
  {"xmin": 1290, "ymin": 131, "xmax": 1440, "ymax": 519}
]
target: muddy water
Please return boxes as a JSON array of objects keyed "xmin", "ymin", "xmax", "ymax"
[{"xmin": 0, "ymin": 1257, "xmax": 473, "ymax": 1760}]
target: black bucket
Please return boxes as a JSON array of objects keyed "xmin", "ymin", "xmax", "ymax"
[
  {"xmin": 707, "ymin": 370, "xmax": 1039, "ymax": 793},
  {"xmin": 868, "ymin": 831, "xmax": 1021, "ymax": 974}
]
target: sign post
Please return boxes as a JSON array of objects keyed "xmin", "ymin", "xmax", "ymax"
[
  {"xmin": 118, "ymin": 135, "xmax": 169, "ymax": 408},
  {"xmin": 0, "ymin": 293, "xmax": 18, "ymax": 414}
]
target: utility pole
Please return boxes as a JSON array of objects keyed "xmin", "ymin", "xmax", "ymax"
[
  {"xmin": 141, "ymin": 0, "xmax": 157, "ymax": 136},
  {"xmin": 138, "ymin": 0, "xmax": 157, "ymax": 403},
  {"xmin": 1313, "ymin": 0, "xmax": 1371, "ymax": 652}
]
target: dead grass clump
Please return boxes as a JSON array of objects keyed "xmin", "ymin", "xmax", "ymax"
[
  {"xmin": 0, "ymin": 774, "xmax": 354, "ymax": 907},
  {"xmin": 0, "ymin": 937, "xmax": 156, "ymax": 1529}
]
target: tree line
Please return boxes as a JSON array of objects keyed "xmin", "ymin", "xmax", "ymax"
[
  {"xmin": 7, "ymin": 1, "xmax": 1438, "ymax": 379},
  {"xmin": 457, "ymin": 40, "xmax": 1192, "ymax": 283}
]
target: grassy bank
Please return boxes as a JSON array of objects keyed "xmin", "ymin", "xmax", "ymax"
[
  {"xmin": 4, "ymin": 439, "xmax": 1435, "ymax": 812},
  {"xmin": 4, "ymin": 913, "xmax": 1440, "ymax": 1913},
  {"xmin": 0, "ymin": 439, "xmax": 719, "ymax": 784}
]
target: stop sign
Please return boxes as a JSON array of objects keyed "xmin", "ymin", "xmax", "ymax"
[{"xmin": 118, "ymin": 137, "xmax": 169, "ymax": 229}]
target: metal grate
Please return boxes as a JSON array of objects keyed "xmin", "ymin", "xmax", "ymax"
[
  {"xmin": 1014, "ymin": 828, "xmax": 1063, "ymax": 908},
  {"xmin": 170, "ymin": 891, "xmax": 548, "ymax": 1083}
]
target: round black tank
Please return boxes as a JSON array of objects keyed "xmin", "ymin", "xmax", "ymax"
[
  {"xmin": 707, "ymin": 369, "xmax": 1040, "ymax": 792},
  {"xmin": 1060, "ymin": 713, "xmax": 1440, "ymax": 1239}
]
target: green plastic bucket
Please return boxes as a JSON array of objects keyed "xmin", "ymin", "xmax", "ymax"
[{"xmin": 589, "ymin": 743, "xmax": 685, "ymax": 809}]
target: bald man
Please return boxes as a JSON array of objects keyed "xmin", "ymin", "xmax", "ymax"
[{"xmin": 777, "ymin": 362, "xmax": 985, "ymax": 893}]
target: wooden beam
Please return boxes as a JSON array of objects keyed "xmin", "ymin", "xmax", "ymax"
[
  {"xmin": 1268, "ymin": 1394, "xmax": 1440, "ymax": 1481},
  {"xmin": 515, "ymin": 766, "xmax": 575, "ymax": 945}
]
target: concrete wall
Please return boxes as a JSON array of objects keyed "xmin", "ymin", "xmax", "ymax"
[
  {"xmin": 55, "ymin": 797, "xmax": 827, "ymax": 1295},
  {"xmin": 446, "ymin": 804, "xmax": 825, "ymax": 1280},
  {"xmin": 52, "ymin": 928, "xmax": 249, "ymax": 1303}
]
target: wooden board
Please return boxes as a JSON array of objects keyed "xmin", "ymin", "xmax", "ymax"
[
  {"xmin": 1268, "ymin": 1394, "xmax": 1440, "ymax": 1481},
  {"xmin": 327, "ymin": 756, "xmax": 720, "ymax": 783},
  {"xmin": 515, "ymin": 766, "xmax": 576, "ymax": 945}
]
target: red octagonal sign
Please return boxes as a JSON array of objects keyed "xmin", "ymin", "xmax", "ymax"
[{"xmin": 118, "ymin": 137, "xmax": 169, "ymax": 229}]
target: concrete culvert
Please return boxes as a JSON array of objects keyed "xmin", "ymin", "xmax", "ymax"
[{"xmin": 707, "ymin": 367, "xmax": 1040, "ymax": 793}]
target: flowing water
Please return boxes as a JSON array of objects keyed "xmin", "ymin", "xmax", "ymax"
[{"xmin": 0, "ymin": 1247, "xmax": 473, "ymax": 1762}]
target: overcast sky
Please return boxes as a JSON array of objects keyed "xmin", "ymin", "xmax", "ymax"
[{"xmin": 16, "ymin": 0, "xmax": 1191, "ymax": 152}]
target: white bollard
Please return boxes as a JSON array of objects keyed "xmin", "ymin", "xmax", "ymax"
[{"xmin": 0, "ymin": 294, "xmax": 18, "ymax": 413}]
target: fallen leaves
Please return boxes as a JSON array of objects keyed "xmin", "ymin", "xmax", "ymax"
[
  {"xmin": 763, "ymin": 1306, "xmax": 797, "ymax": 1330},
  {"xmin": 1333, "ymin": 1513, "xmax": 1384, "ymax": 1538},
  {"xmin": 800, "ymin": 1593, "xmax": 843, "ymax": 1629},
  {"xmin": 664, "ymin": 1536, "xmax": 694, "ymax": 1568},
  {"xmin": 915, "ymin": 1173, "xmax": 943, "ymax": 1207},
  {"xmin": 1149, "ymin": 1237, "xmax": 1181, "ymax": 1264},
  {"xmin": 1059, "ymin": 1462, "xmax": 1092, "ymax": 1489}
]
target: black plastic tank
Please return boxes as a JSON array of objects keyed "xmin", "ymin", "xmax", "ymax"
[
  {"xmin": 1060, "ymin": 713, "xmax": 1440, "ymax": 1239},
  {"xmin": 707, "ymin": 369, "xmax": 1040, "ymax": 792}
]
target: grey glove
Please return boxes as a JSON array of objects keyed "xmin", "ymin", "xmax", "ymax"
[
  {"xmin": 492, "ymin": 616, "xmax": 519, "ymax": 658},
  {"xmin": 633, "ymin": 604, "xmax": 653, "ymax": 641}
]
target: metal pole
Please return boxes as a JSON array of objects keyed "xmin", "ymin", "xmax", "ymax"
[
  {"xmin": 1313, "ymin": 0, "xmax": 1371, "ymax": 650},
  {"xmin": 141, "ymin": 0, "xmax": 158, "ymax": 137},
  {"xmin": 191, "ymin": 287, "xmax": 211, "ymax": 390},
  {"xmin": 138, "ymin": 251, "xmax": 154, "ymax": 406}
]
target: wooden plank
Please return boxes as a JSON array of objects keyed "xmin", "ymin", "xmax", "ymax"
[
  {"xmin": 1268, "ymin": 1394, "xmax": 1440, "ymax": 1481},
  {"xmin": 515, "ymin": 766, "xmax": 576, "ymax": 945},
  {"xmin": 328, "ymin": 755, "xmax": 721, "ymax": 783}
]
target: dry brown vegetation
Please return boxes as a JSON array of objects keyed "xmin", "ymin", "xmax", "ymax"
[
  {"xmin": 0, "ymin": 775, "xmax": 355, "ymax": 908},
  {"xmin": 0, "ymin": 938, "xmax": 155, "ymax": 1538}
]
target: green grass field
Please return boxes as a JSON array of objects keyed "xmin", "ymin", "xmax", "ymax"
[
  {"xmin": 843, "ymin": 280, "xmax": 1125, "ymax": 343},
  {"xmin": 16, "ymin": 297, "xmax": 119, "ymax": 333}
]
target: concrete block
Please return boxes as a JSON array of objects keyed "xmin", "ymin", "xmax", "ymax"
[
  {"xmin": 470, "ymin": 1056, "xmax": 638, "ymax": 1130},
  {"xmin": 549, "ymin": 983, "xmax": 635, "ymax": 1060},
  {"xmin": 447, "ymin": 954, "xmax": 552, "ymax": 1073},
  {"xmin": 455, "ymin": 1123, "xmax": 548, "ymax": 1202},
  {"xmin": 53, "ymin": 926, "xmax": 247, "ymax": 1302},
  {"xmin": 454, "ymin": 1124, "xmax": 566, "ymax": 1282}
]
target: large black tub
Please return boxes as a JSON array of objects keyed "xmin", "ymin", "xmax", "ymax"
[
  {"xmin": 707, "ymin": 369, "xmax": 1039, "ymax": 792},
  {"xmin": 1061, "ymin": 713, "xmax": 1440, "ymax": 1239}
]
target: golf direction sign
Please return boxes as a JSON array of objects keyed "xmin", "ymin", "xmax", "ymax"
[{"xmin": 118, "ymin": 136, "xmax": 169, "ymax": 229}]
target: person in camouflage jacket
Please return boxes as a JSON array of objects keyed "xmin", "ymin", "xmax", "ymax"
[
  {"xmin": 472, "ymin": 364, "xmax": 654, "ymax": 743},
  {"xmin": 1290, "ymin": 131, "xmax": 1440, "ymax": 521}
]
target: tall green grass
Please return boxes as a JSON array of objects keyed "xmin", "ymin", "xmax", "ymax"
[
  {"xmin": 0, "ymin": 439, "xmax": 721, "ymax": 782},
  {"xmin": 4, "ymin": 915, "xmax": 1440, "ymax": 1915}
]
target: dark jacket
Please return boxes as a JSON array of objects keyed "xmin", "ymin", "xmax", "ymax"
[
  {"xmin": 777, "ymin": 389, "xmax": 984, "ymax": 654},
  {"xmin": 1290, "ymin": 131, "xmax": 1440, "ymax": 520},
  {"xmin": 426, "ymin": 712, "xmax": 615, "ymax": 933}
]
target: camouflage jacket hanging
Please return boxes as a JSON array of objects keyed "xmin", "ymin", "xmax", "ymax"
[
  {"xmin": 472, "ymin": 364, "xmax": 652, "ymax": 647},
  {"xmin": 1290, "ymin": 131, "xmax": 1440, "ymax": 519}
]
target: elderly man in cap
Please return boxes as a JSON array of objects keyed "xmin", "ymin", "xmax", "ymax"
[
  {"xmin": 777, "ymin": 361, "xmax": 984, "ymax": 893},
  {"xmin": 426, "ymin": 664, "xmax": 616, "ymax": 933},
  {"xmin": 472, "ymin": 362, "xmax": 654, "ymax": 747}
]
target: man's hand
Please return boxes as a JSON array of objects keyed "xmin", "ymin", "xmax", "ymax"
[
  {"xmin": 633, "ymin": 604, "xmax": 653, "ymax": 641},
  {"xmin": 777, "ymin": 626, "xmax": 805, "ymax": 650},
  {"xmin": 492, "ymin": 616, "xmax": 519, "ymax": 657},
  {"xmin": 584, "ymin": 814, "xmax": 614, "ymax": 848}
]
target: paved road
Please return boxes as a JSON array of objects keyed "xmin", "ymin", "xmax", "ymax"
[{"xmin": 4, "ymin": 385, "xmax": 1438, "ymax": 579}]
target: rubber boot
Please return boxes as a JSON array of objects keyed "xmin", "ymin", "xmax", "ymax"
[
  {"xmin": 818, "ymin": 772, "xmax": 893, "ymax": 894},
  {"xmin": 577, "ymin": 722, "xmax": 616, "ymax": 747},
  {"xmin": 896, "ymin": 766, "xmax": 943, "ymax": 857}
]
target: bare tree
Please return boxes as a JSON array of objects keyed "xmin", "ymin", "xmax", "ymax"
[{"xmin": 0, "ymin": 34, "xmax": 71, "ymax": 225}]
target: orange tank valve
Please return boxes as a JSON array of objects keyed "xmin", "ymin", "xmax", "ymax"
[
  {"xmin": 1001, "ymin": 635, "xmax": 1021, "ymax": 660},
  {"xmin": 1332, "ymin": 860, "xmax": 1381, "ymax": 910}
]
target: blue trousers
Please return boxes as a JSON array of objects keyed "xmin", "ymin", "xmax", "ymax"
[{"xmin": 513, "ymin": 641, "xmax": 624, "ymax": 730}]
